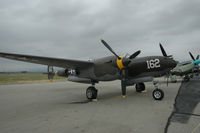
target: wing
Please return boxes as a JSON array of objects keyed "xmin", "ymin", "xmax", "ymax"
[{"xmin": 0, "ymin": 52, "xmax": 93, "ymax": 69}]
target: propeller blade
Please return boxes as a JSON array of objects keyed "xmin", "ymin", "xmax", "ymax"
[
  {"xmin": 159, "ymin": 43, "xmax": 167, "ymax": 57},
  {"xmin": 121, "ymin": 69, "xmax": 126, "ymax": 98},
  {"xmin": 189, "ymin": 52, "xmax": 195, "ymax": 61},
  {"xmin": 196, "ymin": 55, "xmax": 199, "ymax": 60},
  {"xmin": 129, "ymin": 50, "xmax": 141, "ymax": 59},
  {"xmin": 100, "ymin": 38, "xmax": 121, "ymax": 59},
  {"xmin": 121, "ymin": 80, "xmax": 126, "ymax": 98}
]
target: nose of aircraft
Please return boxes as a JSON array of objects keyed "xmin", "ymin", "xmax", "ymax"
[{"xmin": 169, "ymin": 58, "xmax": 178, "ymax": 69}]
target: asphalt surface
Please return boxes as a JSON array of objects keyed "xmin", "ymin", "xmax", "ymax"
[
  {"xmin": 166, "ymin": 76, "xmax": 200, "ymax": 133},
  {"xmin": 0, "ymin": 77, "xmax": 194, "ymax": 133}
]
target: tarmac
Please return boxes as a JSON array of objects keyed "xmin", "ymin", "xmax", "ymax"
[
  {"xmin": 166, "ymin": 76, "xmax": 200, "ymax": 133},
  {"xmin": 0, "ymin": 76, "xmax": 199, "ymax": 133}
]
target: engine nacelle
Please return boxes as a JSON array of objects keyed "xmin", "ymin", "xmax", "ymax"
[
  {"xmin": 57, "ymin": 69, "xmax": 69, "ymax": 77},
  {"xmin": 57, "ymin": 69, "xmax": 80, "ymax": 77},
  {"xmin": 68, "ymin": 76, "xmax": 92, "ymax": 84},
  {"xmin": 126, "ymin": 77, "xmax": 153, "ymax": 86}
]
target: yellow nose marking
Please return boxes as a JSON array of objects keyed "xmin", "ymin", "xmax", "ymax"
[{"xmin": 117, "ymin": 56, "xmax": 126, "ymax": 70}]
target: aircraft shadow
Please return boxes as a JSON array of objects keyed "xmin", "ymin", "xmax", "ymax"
[{"xmin": 169, "ymin": 76, "xmax": 200, "ymax": 124}]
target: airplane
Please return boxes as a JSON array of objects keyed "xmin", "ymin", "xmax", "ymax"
[
  {"xmin": 170, "ymin": 52, "xmax": 200, "ymax": 82},
  {"xmin": 0, "ymin": 39, "xmax": 177, "ymax": 100}
]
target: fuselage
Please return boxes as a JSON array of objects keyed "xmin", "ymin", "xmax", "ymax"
[{"xmin": 89, "ymin": 55, "xmax": 177, "ymax": 81}]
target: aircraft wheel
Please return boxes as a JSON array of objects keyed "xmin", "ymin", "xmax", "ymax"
[
  {"xmin": 86, "ymin": 86, "xmax": 98, "ymax": 100},
  {"xmin": 152, "ymin": 89, "xmax": 164, "ymax": 100},
  {"xmin": 135, "ymin": 83, "xmax": 145, "ymax": 92}
]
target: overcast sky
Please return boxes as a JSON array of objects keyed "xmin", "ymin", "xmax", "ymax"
[{"xmin": 0, "ymin": 0, "xmax": 200, "ymax": 72}]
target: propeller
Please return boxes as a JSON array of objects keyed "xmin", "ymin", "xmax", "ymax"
[
  {"xmin": 189, "ymin": 52, "xmax": 200, "ymax": 65},
  {"xmin": 159, "ymin": 43, "xmax": 167, "ymax": 57},
  {"xmin": 159, "ymin": 43, "xmax": 177, "ymax": 85},
  {"xmin": 196, "ymin": 55, "xmax": 199, "ymax": 60},
  {"xmin": 121, "ymin": 69, "xmax": 127, "ymax": 98},
  {"xmin": 189, "ymin": 52, "xmax": 195, "ymax": 61},
  {"xmin": 159, "ymin": 43, "xmax": 173, "ymax": 58},
  {"xmin": 100, "ymin": 38, "xmax": 121, "ymax": 59},
  {"xmin": 129, "ymin": 50, "xmax": 141, "ymax": 59},
  {"xmin": 100, "ymin": 39, "xmax": 141, "ymax": 68},
  {"xmin": 100, "ymin": 38, "xmax": 141, "ymax": 98}
]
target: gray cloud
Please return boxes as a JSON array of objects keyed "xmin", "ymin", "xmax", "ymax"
[{"xmin": 0, "ymin": 0, "xmax": 200, "ymax": 71}]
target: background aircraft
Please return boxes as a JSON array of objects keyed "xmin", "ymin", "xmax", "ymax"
[
  {"xmin": 0, "ymin": 39, "xmax": 177, "ymax": 100},
  {"xmin": 170, "ymin": 52, "xmax": 200, "ymax": 82}
]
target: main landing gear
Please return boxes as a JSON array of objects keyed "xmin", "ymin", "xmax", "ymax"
[{"xmin": 86, "ymin": 86, "xmax": 98, "ymax": 100}]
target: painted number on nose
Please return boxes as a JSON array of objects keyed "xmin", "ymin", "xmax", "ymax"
[{"xmin": 146, "ymin": 59, "xmax": 160, "ymax": 69}]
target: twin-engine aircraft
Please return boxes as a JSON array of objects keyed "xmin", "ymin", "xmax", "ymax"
[{"xmin": 0, "ymin": 39, "xmax": 177, "ymax": 100}]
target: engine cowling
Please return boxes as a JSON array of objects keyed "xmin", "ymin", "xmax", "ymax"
[
  {"xmin": 126, "ymin": 77, "xmax": 153, "ymax": 86},
  {"xmin": 68, "ymin": 76, "xmax": 92, "ymax": 84},
  {"xmin": 57, "ymin": 69, "xmax": 69, "ymax": 77}
]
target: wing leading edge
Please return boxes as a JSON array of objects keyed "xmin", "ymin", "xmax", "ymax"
[{"xmin": 0, "ymin": 52, "xmax": 93, "ymax": 69}]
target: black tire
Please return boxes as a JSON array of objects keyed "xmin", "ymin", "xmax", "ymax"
[
  {"xmin": 86, "ymin": 86, "xmax": 97, "ymax": 100},
  {"xmin": 152, "ymin": 89, "xmax": 164, "ymax": 100},
  {"xmin": 135, "ymin": 83, "xmax": 145, "ymax": 92}
]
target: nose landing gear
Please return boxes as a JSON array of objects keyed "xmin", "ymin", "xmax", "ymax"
[{"xmin": 152, "ymin": 81, "xmax": 164, "ymax": 100}]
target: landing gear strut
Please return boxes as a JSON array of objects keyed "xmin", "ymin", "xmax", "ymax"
[
  {"xmin": 86, "ymin": 86, "xmax": 98, "ymax": 100},
  {"xmin": 152, "ymin": 81, "xmax": 164, "ymax": 100}
]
